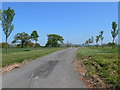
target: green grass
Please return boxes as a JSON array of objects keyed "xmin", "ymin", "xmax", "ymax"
[
  {"xmin": 1, "ymin": 47, "xmax": 65, "ymax": 67},
  {"xmin": 77, "ymin": 46, "xmax": 119, "ymax": 88}
]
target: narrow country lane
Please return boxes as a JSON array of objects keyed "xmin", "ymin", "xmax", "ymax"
[{"xmin": 3, "ymin": 48, "xmax": 85, "ymax": 88}]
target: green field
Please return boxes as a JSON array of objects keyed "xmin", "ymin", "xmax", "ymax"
[
  {"xmin": 77, "ymin": 47, "xmax": 119, "ymax": 88},
  {"xmin": 1, "ymin": 47, "xmax": 65, "ymax": 67}
]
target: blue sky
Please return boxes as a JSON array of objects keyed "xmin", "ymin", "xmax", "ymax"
[{"xmin": 2, "ymin": 2, "xmax": 118, "ymax": 46}]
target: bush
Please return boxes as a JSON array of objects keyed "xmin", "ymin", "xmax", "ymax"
[
  {"xmin": 16, "ymin": 44, "xmax": 21, "ymax": 48},
  {"xmin": 0, "ymin": 42, "xmax": 9, "ymax": 48},
  {"xmin": 27, "ymin": 42, "xmax": 34, "ymax": 47},
  {"xmin": 66, "ymin": 44, "xmax": 71, "ymax": 47},
  {"xmin": 107, "ymin": 42, "xmax": 116, "ymax": 46},
  {"xmin": 35, "ymin": 43, "xmax": 40, "ymax": 47},
  {"xmin": 94, "ymin": 45, "xmax": 99, "ymax": 47},
  {"xmin": 15, "ymin": 42, "xmax": 40, "ymax": 48},
  {"xmin": 75, "ymin": 45, "xmax": 78, "ymax": 47}
]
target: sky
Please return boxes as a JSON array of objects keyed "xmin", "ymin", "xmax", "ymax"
[
  {"xmin": 1, "ymin": 2, "xmax": 118, "ymax": 46},
  {"xmin": 1, "ymin": 0, "xmax": 119, "ymax": 2}
]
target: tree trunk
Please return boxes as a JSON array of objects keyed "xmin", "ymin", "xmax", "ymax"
[
  {"xmin": 112, "ymin": 38, "xmax": 115, "ymax": 43},
  {"xmin": 35, "ymin": 40, "xmax": 37, "ymax": 47},
  {"xmin": 101, "ymin": 40, "xmax": 103, "ymax": 48},
  {"xmin": 33, "ymin": 41, "xmax": 35, "ymax": 47},
  {"xmin": 112, "ymin": 38, "xmax": 115, "ymax": 49},
  {"xmin": 5, "ymin": 36, "xmax": 8, "ymax": 53},
  {"xmin": 96, "ymin": 42, "xmax": 98, "ymax": 46},
  {"xmin": 21, "ymin": 41, "xmax": 24, "ymax": 48}
]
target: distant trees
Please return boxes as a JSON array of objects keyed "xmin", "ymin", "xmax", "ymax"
[
  {"xmin": 84, "ymin": 36, "xmax": 94, "ymax": 46},
  {"xmin": 11, "ymin": 31, "xmax": 40, "ymax": 48},
  {"xmin": 45, "ymin": 34, "xmax": 64, "ymax": 47},
  {"xmin": 99, "ymin": 31, "xmax": 104, "ymax": 45},
  {"xmin": 111, "ymin": 22, "xmax": 119, "ymax": 43},
  {"xmin": 83, "ymin": 22, "xmax": 119, "ymax": 47},
  {"xmin": 107, "ymin": 42, "xmax": 116, "ymax": 46},
  {"xmin": 31, "ymin": 30, "xmax": 39, "ymax": 47},
  {"xmin": 94, "ymin": 31, "xmax": 104, "ymax": 46},
  {"xmin": 89, "ymin": 36, "xmax": 94, "ymax": 44},
  {"xmin": 12, "ymin": 32, "xmax": 31, "ymax": 48},
  {"xmin": 85, "ymin": 40, "xmax": 89, "ymax": 46},
  {"xmin": 2, "ymin": 7, "xmax": 15, "ymax": 53},
  {"xmin": 95, "ymin": 36, "xmax": 100, "ymax": 45},
  {"xmin": 1, "ymin": 7, "xmax": 118, "ymax": 49},
  {"xmin": 66, "ymin": 41, "xmax": 71, "ymax": 47}
]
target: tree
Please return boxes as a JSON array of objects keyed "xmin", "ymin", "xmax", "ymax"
[
  {"xmin": 85, "ymin": 40, "xmax": 89, "ymax": 46},
  {"xmin": 99, "ymin": 31, "xmax": 104, "ymax": 45},
  {"xmin": 82, "ymin": 43, "xmax": 85, "ymax": 46},
  {"xmin": 85, "ymin": 36, "xmax": 94, "ymax": 46},
  {"xmin": 96, "ymin": 36, "xmax": 100, "ymax": 45},
  {"xmin": 31, "ymin": 30, "xmax": 39, "ymax": 47},
  {"xmin": 45, "ymin": 34, "xmax": 64, "ymax": 47},
  {"xmin": 88, "ymin": 39, "xmax": 91, "ymax": 45},
  {"xmin": 111, "ymin": 22, "xmax": 119, "ymax": 43},
  {"xmin": 89, "ymin": 36, "xmax": 94, "ymax": 45},
  {"xmin": 2, "ymin": 7, "xmax": 15, "ymax": 53},
  {"xmin": 12, "ymin": 32, "xmax": 31, "ymax": 48}
]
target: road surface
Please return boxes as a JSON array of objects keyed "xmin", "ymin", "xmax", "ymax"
[{"xmin": 3, "ymin": 48, "xmax": 85, "ymax": 88}]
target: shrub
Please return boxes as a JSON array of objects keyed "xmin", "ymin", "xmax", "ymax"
[
  {"xmin": 107, "ymin": 42, "xmax": 116, "ymax": 46},
  {"xmin": 0, "ymin": 42, "xmax": 9, "ymax": 48},
  {"xmin": 35, "ymin": 43, "xmax": 40, "ymax": 47}
]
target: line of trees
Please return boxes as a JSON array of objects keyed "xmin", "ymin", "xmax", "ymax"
[
  {"xmin": 95, "ymin": 31, "xmax": 104, "ymax": 46},
  {"xmin": 1, "ymin": 7, "xmax": 119, "ymax": 53},
  {"xmin": 12, "ymin": 31, "xmax": 40, "ymax": 48},
  {"xmin": 82, "ymin": 22, "xmax": 119, "ymax": 47},
  {"xmin": 11, "ymin": 32, "xmax": 64, "ymax": 48},
  {"xmin": 1, "ymin": 7, "xmax": 64, "ymax": 53},
  {"xmin": 83, "ymin": 36, "xmax": 94, "ymax": 46}
]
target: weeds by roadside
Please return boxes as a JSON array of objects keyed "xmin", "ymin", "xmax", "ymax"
[{"xmin": 76, "ymin": 47, "xmax": 119, "ymax": 88}]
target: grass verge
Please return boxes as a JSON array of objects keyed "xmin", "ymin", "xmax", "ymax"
[
  {"xmin": 76, "ymin": 47, "xmax": 119, "ymax": 88},
  {"xmin": 2, "ymin": 47, "xmax": 65, "ymax": 67}
]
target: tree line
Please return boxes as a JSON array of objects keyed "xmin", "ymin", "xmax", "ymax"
[
  {"xmin": 1, "ymin": 7, "xmax": 64, "ymax": 53},
  {"xmin": 0, "ymin": 7, "xmax": 119, "ymax": 53},
  {"xmin": 12, "ymin": 31, "xmax": 40, "ymax": 48},
  {"xmin": 83, "ymin": 22, "xmax": 119, "ymax": 47}
]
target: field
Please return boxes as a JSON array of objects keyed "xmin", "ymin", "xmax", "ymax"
[
  {"xmin": 77, "ymin": 46, "xmax": 120, "ymax": 88},
  {"xmin": 1, "ymin": 47, "xmax": 65, "ymax": 67}
]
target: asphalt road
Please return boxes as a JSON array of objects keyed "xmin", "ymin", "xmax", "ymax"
[{"xmin": 3, "ymin": 48, "xmax": 85, "ymax": 88}]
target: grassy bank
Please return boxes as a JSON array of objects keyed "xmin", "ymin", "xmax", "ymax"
[
  {"xmin": 2, "ymin": 47, "xmax": 65, "ymax": 67},
  {"xmin": 77, "ymin": 47, "xmax": 119, "ymax": 88}
]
